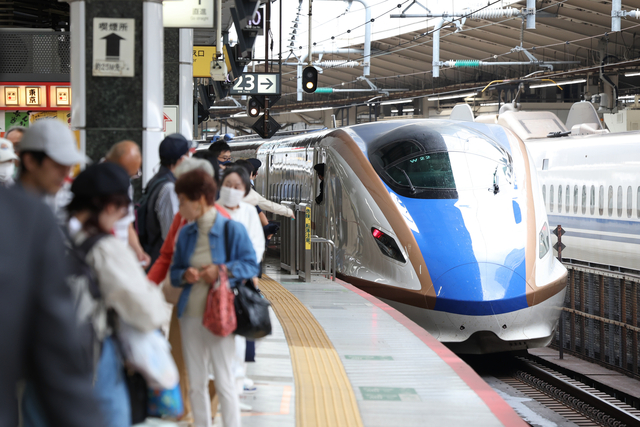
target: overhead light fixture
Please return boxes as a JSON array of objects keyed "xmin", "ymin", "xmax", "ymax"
[
  {"xmin": 380, "ymin": 99, "xmax": 413, "ymax": 105},
  {"xmin": 427, "ymin": 92, "xmax": 477, "ymax": 101},
  {"xmin": 480, "ymin": 102, "xmax": 500, "ymax": 106},
  {"xmin": 232, "ymin": 112, "xmax": 247, "ymax": 117},
  {"xmin": 625, "ymin": 71, "xmax": 640, "ymax": 77},
  {"xmin": 618, "ymin": 95, "xmax": 638, "ymax": 100},
  {"xmin": 530, "ymin": 79, "xmax": 586, "ymax": 89},
  {"xmin": 290, "ymin": 106, "xmax": 334, "ymax": 113}
]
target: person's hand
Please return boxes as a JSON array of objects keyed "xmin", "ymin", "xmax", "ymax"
[
  {"xmin": 200, "ymin": 264, "xmax": 219, "ymax": 284},
  {"xmin": 287, "ymin": 208, "xmax": 295, "ymax": 218},
  {"xmin": 252, "ymin": 277, "xmax": 260, "ymax": 288},
  {"xmin": 184, "ymin": 267, "xmax": 200, "ymax": 283},
  {"xmin": 136, "ymin": 250, "xmax": 151, "ymax": 268}
]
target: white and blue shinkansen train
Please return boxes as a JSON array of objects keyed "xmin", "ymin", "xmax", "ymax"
[
  {"xmin": 222, "ymin": 119, "xmax": 568, "ymax": 354},
  {"xmin": 489, "ymin": 104, "xmax": 640, "ymax": 274}
]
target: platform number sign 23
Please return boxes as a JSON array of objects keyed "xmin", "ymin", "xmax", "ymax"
[{"xmin": 230, "ymin": 73, "xmax": 280, "ymax": 95}]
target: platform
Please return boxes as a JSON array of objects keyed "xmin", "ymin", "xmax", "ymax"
[{"xmin": 229, "ymin": 262, "xmax": 526, "ymax": 427}]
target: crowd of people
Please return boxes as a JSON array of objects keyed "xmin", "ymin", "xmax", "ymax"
[{"xmin": 0, "ymin": 120, "xmax": 295, "ymax": 427}]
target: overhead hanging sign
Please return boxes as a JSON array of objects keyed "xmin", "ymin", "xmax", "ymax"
[
  {"xmin": 163, "ymin": 0, "xmax": 214, "ymax": 28},
  {"xmin": 92, "ymin": 18, "xmax": 135, "ymax": 77},
  {"xmin": 193, "ymin": 46, "xmax": 216, "ymax": 77},
  {"xmin": 229, "ymin": 73, "xmax": 281, "ymax": 95}
]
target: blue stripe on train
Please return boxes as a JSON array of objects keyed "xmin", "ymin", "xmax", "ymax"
[{"xmin": 388, "ymin": 188, "xmax": 529, "ymax": 316}]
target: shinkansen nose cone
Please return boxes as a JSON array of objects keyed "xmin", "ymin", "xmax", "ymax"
[{"xmin": 432, "ymin": 262, "xmax": 529, "ymax": 316}]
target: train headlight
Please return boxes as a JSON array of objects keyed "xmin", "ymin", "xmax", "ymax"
[
  {"xmin": 539, "ymin": 222, "xmax": 550, "ymax": 258},
  {"xmin": 371, "ymin": 227, "xmax": 406, "ymax": 263}
]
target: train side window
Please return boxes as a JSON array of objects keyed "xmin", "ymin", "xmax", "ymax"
[
  {"xmin": 590, "ymin": 185, "xmax": 595, "ymax": 215},
  {"xmin": 599, "ymin": 185, "xmax": 604, "ymax": 216},
  {"xmin": 549, "ymin": 185, "xmax": 554, "ymax": 213},
  {"xmin": 607, "ymin": 185, "xmax": 613, "ymax": 217},
  {"xmin": 617, "ymin": 186, "xmax": 623, "ymax": 218},
  {"xmin": 627, "ymin": 186, "xmax": 633, "ymax": 218},
  {"xmin": 565, "ymin": 185, "xmax": 570, "ymax": 213},
  {"xmin": 558, "ymin": 185, "xmax": 563, "ymax": 212},
  {"xmin": 581, "ymin": 185, "xmax": 587, "ymax": 215},
  {"xmin": 637, "ymin": 187, "xmax": 640, "ymax": 218},
  {"xmin": 542, "ymin": 185, "xmax": 546, "ymax": 205},
  {"xmin": 573, "ymin": 185, "xmax": 578, "ymax": 214}
]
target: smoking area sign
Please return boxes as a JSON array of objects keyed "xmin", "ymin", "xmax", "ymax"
[{"xmin": 92, "ymin": 18, "xmax": 135, "ymax": 77}]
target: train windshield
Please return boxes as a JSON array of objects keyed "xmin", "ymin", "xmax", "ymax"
[{"xmin": 371, "ymin": 131, "xmax": 512, "ymax": 199}]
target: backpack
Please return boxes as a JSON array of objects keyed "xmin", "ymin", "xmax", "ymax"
[
  {"xmin": 135, "ymin": 176, "xmax": 170, "ymax": 253},
  {"xmin": 64, "ymin": 233, "xmax": 109, "ymax": 374}
]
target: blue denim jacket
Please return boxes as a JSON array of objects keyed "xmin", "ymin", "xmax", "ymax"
[{"xmin": 170, "ymin": 214, "xmax": 259, "ymax": 318}]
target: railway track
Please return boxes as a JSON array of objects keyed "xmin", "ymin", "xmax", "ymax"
[{"xmin": 465, "ymin": 353, "xmax": 640, "ymax": 426}]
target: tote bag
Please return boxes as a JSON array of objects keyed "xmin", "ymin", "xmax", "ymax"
[{"xmin": 202, "ymin": 265, "xmax": 236, "ymax": 337}]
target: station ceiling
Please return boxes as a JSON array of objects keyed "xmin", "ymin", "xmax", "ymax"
[{"xmin": 270, "ymin": 0, "xmax": 640, "ymax": 108}]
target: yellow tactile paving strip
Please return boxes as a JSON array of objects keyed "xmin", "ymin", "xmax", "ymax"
[{"xmin": 259, "ymin": 275, "xmax": 364, "ymax": 427}]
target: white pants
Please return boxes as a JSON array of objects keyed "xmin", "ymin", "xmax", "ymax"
[
  {"xmin": 234, "ymin": 335, "xmax": 247, "ymax": 395},
  {"xmin": 179, "ymin": 317, "xmax": 240, "ymax": 427}
]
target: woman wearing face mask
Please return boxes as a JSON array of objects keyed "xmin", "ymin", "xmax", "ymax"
[
  {"xmin": 0, "ymin": 138, "xmax": 18, "ymax": 187},
  {"xmin": 219, "ymin": 165, "xmax": 265, "ymax": 263},
  {"xmin": 171, "ymin": 169, "xmax": 258, "ymax": 427},
  {"xmin": 218, "ymin": 165, "xmax": 265, "ymax": 404}
]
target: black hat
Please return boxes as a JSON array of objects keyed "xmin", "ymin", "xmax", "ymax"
[
  {"xmin": 314, "ymin": 163, "xmax": 325, "ymax": 176},
  {"xmin": 71, "ymin": 162, "xmax": 130, "ymax": 200},
  {"xmin": 159, "ymin": 133, "xmax": 190, "ymax": 160},
  {"xmin": 247, "ymin": 158, "xmax": 262, "ymax": 172}
]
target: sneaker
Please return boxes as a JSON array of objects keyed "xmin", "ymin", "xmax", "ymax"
[
  {"xmin": 239, "ymin": 402, "xmax": 252, "ymax": 412},
  {"xmin": 243, "ymin": 384, "xmax": 257, "ymax": 394}
]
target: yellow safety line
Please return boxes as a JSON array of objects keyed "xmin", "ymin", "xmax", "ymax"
[{"xmin": 260, "ymin": 275, "xmax": 364, "ymax": 427}]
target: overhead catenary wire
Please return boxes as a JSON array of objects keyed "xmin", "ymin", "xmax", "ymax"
[{"xmin": 289, "ymin": 0, "xmax": 636, "ymax": 86}]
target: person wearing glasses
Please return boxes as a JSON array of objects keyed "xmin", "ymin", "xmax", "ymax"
[{"xmin": 104, "ymin": 140, "xmax": 151, "ymax": 267}]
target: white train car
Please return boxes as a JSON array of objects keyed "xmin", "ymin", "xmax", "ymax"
[{"xmin": 490, "ymin": 104, "xmax": 640, "ymax": 273}]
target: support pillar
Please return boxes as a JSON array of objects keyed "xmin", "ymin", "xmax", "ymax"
[
  {"xmin": 66, "ymin": 0, "xmax": 164, "ymax": 186},
  {"xmin": 164, "ymin": 28, "xmax": 193, "ymax": 140}
]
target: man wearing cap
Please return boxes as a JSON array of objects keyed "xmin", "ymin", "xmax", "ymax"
[
  {"xmin": 0, "ymin": 138, "xmax": 18, "ymax": 188},
  {"xmin": 5, "ymin": 126, "xmax": 26, "ymax": 148},
  {"xmin": 17, "ymin": 119, "xmax": 86, "ymax": 225},
  {"xmin": 246, "ymin": 158, "xmax": 261, "ymax": 190},
  {"xmin": 143, "ymin": 133, "xmax": 190, "ymax": 265}
]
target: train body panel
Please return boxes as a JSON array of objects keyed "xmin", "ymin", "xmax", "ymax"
[
  {"xmin": 219, "ymin": 119, "xmax": 567, "ymax": 354},
  {"xmin": 496, "ymin": 110, "xmax": 640, "ymax": 272}
]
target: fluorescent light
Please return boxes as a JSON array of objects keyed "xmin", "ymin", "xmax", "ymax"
[
  {"xmin": 427, "ymin": 92, "xmax": 477, "ymax": 101},
  {"xmin": 290, "ymin": 106, "xmax": 334, "ymax": 113},
  {"xmin": 625, "ymin": 71, "xmax": 640, "ymax": 77},
  {"xmin": 481, "ymin": 102, "xmax": 499, "ymax": 106},
  {"xmin": 380, "ymin": 99, "xmax": 413, "ymax": 106},
  {"xmin": 530, "ymin": 79, "xmax": 586, "ymax": 89},
  {"xmin": 232, "ymin": 113, "xmax": 247, "ymax": 117},
  {"xmin": 391, "ymin": 108, "xmax": 415, "ymax": 113},
  {"xmin": 618, "ymin": 95, "xmax": 638, "ymax": 100}
]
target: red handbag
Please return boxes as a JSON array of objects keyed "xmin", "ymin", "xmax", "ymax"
[{"xmin": 202, "ymin": 265, "xmax": 236, "ymax": 337}]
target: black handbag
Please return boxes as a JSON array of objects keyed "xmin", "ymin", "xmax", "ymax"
[{"xmin": 233, "ymin": 281, "xmax": 272, "ymax": 339}]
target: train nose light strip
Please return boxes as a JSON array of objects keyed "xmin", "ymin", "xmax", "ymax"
[{"xmin": 371, "ymin": 227, "xmax": 406, "ymax": 263}]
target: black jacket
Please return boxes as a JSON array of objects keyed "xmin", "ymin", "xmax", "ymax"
[{"xmin": 0, "ymin": 187, "xmax": 104, "ymax": 427}]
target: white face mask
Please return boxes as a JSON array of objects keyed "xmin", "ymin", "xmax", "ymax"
[
  {"xmin": 218, "ymin": 186, "xmax": 245, "ymax": 208},
  {"xmin": 0, "ymin": 162, "xmax": 15, "ymax": 182}
]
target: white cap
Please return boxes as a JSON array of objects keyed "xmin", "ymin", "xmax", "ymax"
[
  {"xmin": 18, "ymin": 119, "xmax": 87, "ymax": 166},
  {"xmin": 0, "ymin": 138, "xmax": 18, "ymax": 162}
]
